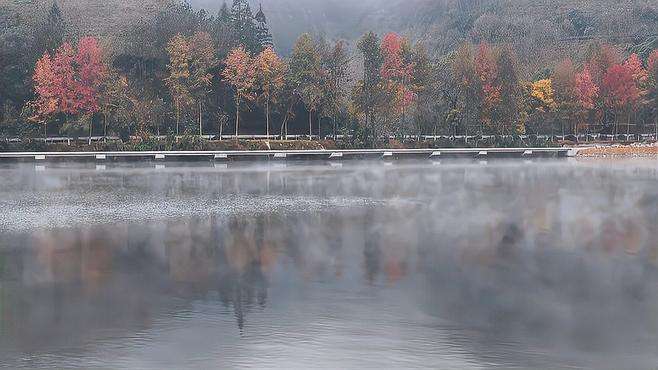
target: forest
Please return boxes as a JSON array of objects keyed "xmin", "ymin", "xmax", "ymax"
[{"xmin": 1, "ymin": 0, "xmax": 658, "ymax": 149}]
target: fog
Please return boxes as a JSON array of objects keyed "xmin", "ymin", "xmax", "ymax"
[
  {"xmin": 189, "ymin": 0, "xmax": 424, "ymax": 53},
  {"xmin": 1, "ymin": 160, "xmax": 658, "ymax": 369}
]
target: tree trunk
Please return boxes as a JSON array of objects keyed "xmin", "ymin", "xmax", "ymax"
[
  {"xmin": 235, "ymin": 95, "xmax": 240, "ymax": 140},
  {"xmin": 89, "ymin": 117, "xmax": 93, "ymax": 145},
  {"xmin": 333, "ymin": 116, "xmax": 336, "ymax": 139},
  {"xmin": 266, "ymin": 98, "xmax": 270, "ymax": 138},
  {"xmin": 199, "ymin": 101, "xmax": 203, "ymax": 136},
  {"xmin": 219, "ymin": 116, "xmax": 223, "ymax": 141},
  {"xmin": 44, "ymin": 122, "xmax": 47, "ymax": 141},
  {"xmin": 318, "ymin": 114, "xmax": 321, "ymax": 139},
  {"xmin": 402, "ymin": 106, "xmax": 406, "ymax": 140},
  {"xmin": 309, "ymin": 109, "xmax": 313, "ymax": 139},
  {"xmin": 280, "ymin": 101, "xmax": 290, "ymax": 140},
  {"xmin": 103, "ymin": 111, "xmax": 108, "ymax": 143},
  {"xmin": 176, "ymin": 100, "xmax": 180, "ymax": 137},
  {"xmin": 627, "ymin": 109, "xmax": 630, "ymax": 137}
]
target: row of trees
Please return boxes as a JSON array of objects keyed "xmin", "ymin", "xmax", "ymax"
[
  {"xmin": 526, "ymin": 47, "xmax": 658, "ymax": 137},
  {"xmin": 4, "ymin": 1, "xmax": 658, "ymax": 144}
]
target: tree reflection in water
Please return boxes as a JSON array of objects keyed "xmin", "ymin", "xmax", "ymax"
[{"xmin": 1, "ymin": 161, "xmax": 658, "ymax": 368}]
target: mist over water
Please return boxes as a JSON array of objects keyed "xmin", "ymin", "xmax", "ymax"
[{"xmin": 1, "ymin": 160, "xmax": 658, "ymax": 369}]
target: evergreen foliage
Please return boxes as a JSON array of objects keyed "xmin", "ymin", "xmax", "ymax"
[{"xmin": 254, "ymin": 4, "xmax": 274, "ymax": 51}]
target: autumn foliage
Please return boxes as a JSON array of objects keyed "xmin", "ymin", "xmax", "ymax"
[
  {"xmin": 602, "ymin": 64, "xmax": 639, "ymax": 109},
  {"xmin": 575, "ymin": 65, "xmax": 599, "ymax": 110},
  {"xmin": 32, "ymin": 53, "xmax": 59, "ymax": 121},
  {"xmin": 530, "ymin": 79, "xmax": 556, "ymax": 112},
  {"xmin": 475, "ymin": 43, "xmax": 501, "ymax": 109},
  {"xmin": 31, "ymin": 37, "xmax": 106, "ymax": 126},
  {"xmin": 254, "ymin": 47, "xmax": 286, "ymax": 136},
  {"xmin": 74, "ymin": 37, "xmax": 105, "ymax": 114},
  {"xmin": 222, "ymin": 46, "xmax": 256, "ymax": 136},
  {"xmin": 21, "ymin": 24, "xmax": 658, "ymax": 142},
  {"xmin": 380, "ymin": 33, "xmax": 416, "ymax": 121}
]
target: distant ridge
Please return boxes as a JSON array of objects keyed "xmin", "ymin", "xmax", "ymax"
[{"xmin": 5, "ymin": 0, "xmax": 658, "ymax": 72}]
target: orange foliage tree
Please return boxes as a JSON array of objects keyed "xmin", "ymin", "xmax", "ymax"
[
  {"xmin": 222, "ymin": 46, "xmax": 256, "ymax": 137},
  {"xmin": 31, "ymin": 53, "xmax": 59, "ymax": 137},
  {"xmin": 254, "ymin": 47, "xmax": 285, "ymax": 137}
]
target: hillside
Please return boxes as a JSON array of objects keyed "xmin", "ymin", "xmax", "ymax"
[
  {"xmin": 2, "ymin": 0, "xmax": 166, "ymax": 46},
  {"xmin": 189, "ymin": 0, "xmax": 658, "ymax": 73},
  {"xmin": 184, "ymin": 0, "xmax": 658, "ymax": 58},
  {"xmin": 3, "ymin": 0, "xmax": 658, "ymax": 71}
]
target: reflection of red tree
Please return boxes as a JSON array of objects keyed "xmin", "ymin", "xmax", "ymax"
[
  {"xmin": 167, "ymin": 220, "xmax": 217, "ymax": 283},
  {"xmin": 259, "ymin": 241, "xmax": 277, "ymax": 273},
  {"xmin": 384, "ymin": 256, "xmax": 405, "ymax": 284},
  {"xmin": 31, "ymin": 230, "xmax": 80, "ymax": 285},
  {"xmin": 225, "ymin": 221, "xmax": 258, "ymax": 273},
  {"xmin": 80, "ymin": 229, "xmax": 113, "ymax": 293},
  {"xmin": 375, "ymin": 210, "xmax": 413, "ymax": 285},
  {"xmin": 598, "ymin": 216, "xmax": 646, "ymax": 256}
]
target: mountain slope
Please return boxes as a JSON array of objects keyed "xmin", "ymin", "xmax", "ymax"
[{"xmin": 5, "ymin": 0, "xmax": 658, "ymax": 74}]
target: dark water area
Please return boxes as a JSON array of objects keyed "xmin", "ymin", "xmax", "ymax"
[{"xmin": 1, "ymin": 160, "xmax": 658, "ymax": 369}]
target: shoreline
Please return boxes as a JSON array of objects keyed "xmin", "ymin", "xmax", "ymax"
[
  {"xmin": 0, "ymin": 147, "xmax": 571, "ymax": 162},
  {"xmin": 574, "ymin": 143, "xmax": 658, "ymax": 158},
  {"xmin": 2, "ymin": 141, "xmax": 657, "ymax": 160}
]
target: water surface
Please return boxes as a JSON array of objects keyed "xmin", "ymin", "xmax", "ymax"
[{"xmin": 1, "ymin": 160, "xmax": 658, "ymax": 369}]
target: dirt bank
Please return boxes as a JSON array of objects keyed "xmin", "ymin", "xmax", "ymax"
[{"xmin": 576, "ymin": 143, "xmax": 658, "ymax": 158}]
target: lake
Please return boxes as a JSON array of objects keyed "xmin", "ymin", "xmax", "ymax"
[{"xmin": 1, "ymin": 160, "xmax": 658, "ymax": 369}]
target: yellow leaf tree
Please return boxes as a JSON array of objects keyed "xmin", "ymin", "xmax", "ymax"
[
  {"xmin": 189, "ymin": 32, "xmax": 217, "ymax": 136},
  {"xmin": 530, "ymin": 79, "xmax": 557, "ymax": 112},
  {"xmin": 165, "ymin": 34, "xmax": 193, "ymax": 136}
]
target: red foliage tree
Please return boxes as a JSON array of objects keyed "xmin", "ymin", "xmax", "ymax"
[
  {"xmin": 381, "ymin": 33, "xmax": 413, "ymax": 81},
  {"xmin": 75, "ymin": 37, "xmax": 106, "ymax": 114},
  {"xmin": 602, "ymin": 64, "xmax": 639, "ymax": 109},
  {"xmin": 475, "ymin": 43, "xmax": 500, "ymax": 105},
  {"xmin": 52, "ymin": 42, "xmax": 78, "ymax": 115},
  {"xmin": 380, "ymin": 32, "xmax": 416, "ymax": 129},
  {"xmin": 602, "ymin": 63, "xmax": 640, "ymax": 134},
  {"xmin": 622, "ymin": 53, "xmax": 647, "ymax": 86},
  {"xmin": 575, "ymin": 65, "xmax": 599, "ymax": 110},
  {"xmin": 31, "ymin": 38, "xmax": 107, "ymax": 139}
]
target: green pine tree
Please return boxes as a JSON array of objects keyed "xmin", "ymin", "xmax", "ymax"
[
  {"xmin": 212, "ymin": 2, "xmax": 236, "ymax": 57},
  {"xmin": 230, "ymin": 0, "xmax": 260, "ymax": 54},
  {"xmin": 38, "ymin": 1, "xmax": 66, "ymax": 53},
  {"xmin": 254, "ymin": 4, "xmax": 274, "ymax": 50},
  {"xmin": 355, "ymin": 32, "xmax": 384, "ymax": 132}
]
